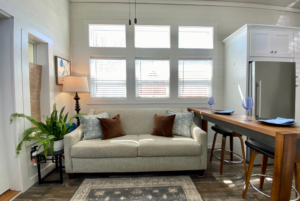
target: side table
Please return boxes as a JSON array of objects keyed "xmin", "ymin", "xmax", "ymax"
[{"xmin": 37, "ymin": 149, "xmax": 64, "ymax": 184}]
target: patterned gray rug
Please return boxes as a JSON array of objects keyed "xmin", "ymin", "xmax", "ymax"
[{"xmin": 70, "ymin": 176, "xmax": 203, "ymax": 201}]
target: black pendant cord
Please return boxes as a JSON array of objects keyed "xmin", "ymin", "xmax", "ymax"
[
  {"xmin": 129, "ymin": 0, "xmax": 131, "ymax": 25},
  {"xmin": 74, "ymin": 92, "xmax": 81, "ymax": 127},
  {"xmin": 134, "ymin": 0, "xmax": 137, "ymax": 24}
]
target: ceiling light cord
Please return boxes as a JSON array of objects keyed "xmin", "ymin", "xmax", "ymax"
[
  {"xmin": 134, "ymin": 0, "xmax": 137, "ymax": 24},
  {"xmin": 129, "ymin": 0, "xmax": 131, "ymax": 25}
]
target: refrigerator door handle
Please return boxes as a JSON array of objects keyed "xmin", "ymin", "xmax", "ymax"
[{"xmin": 256, "ymin": 81, "xmax": 262, "ymax": 118}]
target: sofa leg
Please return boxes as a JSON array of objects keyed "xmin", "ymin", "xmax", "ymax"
[
  {"xmin": 68, "ymin": 173, "xmax": 75, "ymax": 179},
  {"xmin": 197, "ymin": 170, "xmax": 205, "ymax": 177}
]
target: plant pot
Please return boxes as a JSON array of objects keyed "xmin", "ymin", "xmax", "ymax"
[{"xmin": 54, "ymin": 139, "xmax": 64, "ymax": 152}]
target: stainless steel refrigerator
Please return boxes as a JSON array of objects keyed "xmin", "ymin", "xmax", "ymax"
[{"xmin": 247, "ymin": 61, "xmax": 296, "ymax": 164}]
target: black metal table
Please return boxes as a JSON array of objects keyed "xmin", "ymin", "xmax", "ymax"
[{"xmin": 37, "ymin": 149, "xmax": 64, "ymax": 184}]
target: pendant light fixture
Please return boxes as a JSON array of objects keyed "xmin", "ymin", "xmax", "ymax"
[
  {"xmin": 134, "ymin": 0, "xmax": 137, "ymax": 24},
  {"xmin": 129, "ymin": 0, "xmax": 131, "ymax": 25}
]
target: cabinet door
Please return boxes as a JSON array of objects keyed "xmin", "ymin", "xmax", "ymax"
[
  {"xmin": 250, "ymin": 30, "xmax": 273, "ymax": 57},
  {"xmin": 272, "ymin": 31, "xmax": 294, "ymax": 58}
]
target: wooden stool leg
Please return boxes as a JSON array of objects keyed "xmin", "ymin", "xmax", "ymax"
[
  {"xmin": 230, "ymin": 135, "xmax": 233, "ymax": 161},
  {"xmin": 243, "ymin": 151, "xmax": 260, "ymax": 199},
  {"xmin": 259, "ymin": 155, "xmax": 268, "ymax": 189},
  {"xmin": 220, "ymin": 136, "xmax": 226, "ymax": 175},
  {"xmin": 237, "ymin": 135, "xmax": 248, "ymax": 176},
  {"xmin": 294, "ymin": 163, "xmax": 300, "ymax": 199},
  {"xmin": 210, "ymin": 132, "xmax": 218, "ymax": 162}
]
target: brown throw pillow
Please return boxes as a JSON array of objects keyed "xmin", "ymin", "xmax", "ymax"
[
  {"xmin": 151, "ymin": 114, "xmax": 176, "ymax": 137},
  {"xmin": 97, "ymin": 114, "xmax": 126, "ymax": 140}
]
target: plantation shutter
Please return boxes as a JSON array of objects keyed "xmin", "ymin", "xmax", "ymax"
[
  {"xmin": 178, "ymin": 60, "xmax": 212, "ymax": 98},
  {"xmin": 90, "ymin": 59, "xmax": 126, "ymax": 98},
  {"xmin": 135, "ymin": 60, "xmax": 170, "ymax": 98}
]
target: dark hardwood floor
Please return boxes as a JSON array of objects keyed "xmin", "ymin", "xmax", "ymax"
[{"xmin": 14, "ymin": 149, "xmax": 297, "ymax": 201}]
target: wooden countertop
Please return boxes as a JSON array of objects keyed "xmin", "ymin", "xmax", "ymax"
[{"xmin": 188, "ymin": 108, "xmax": 300, "ymax": 138}]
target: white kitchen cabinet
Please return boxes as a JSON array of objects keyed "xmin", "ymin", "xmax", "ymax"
[
  {"xmin": 250, "ymin": 29, "xmax": 273, "ymax": 57},
  {"xmin": 273, "ymin": 31, "xmax": 294, "ymax": 58},
  {"xmin": 250, "ymin": 29, "xmax": 293, "ymax": 58}
]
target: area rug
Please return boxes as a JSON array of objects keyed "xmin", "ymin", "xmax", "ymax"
[{"xmin": 70, "ymin": 176, "xmax": 203, "ymax": 201}]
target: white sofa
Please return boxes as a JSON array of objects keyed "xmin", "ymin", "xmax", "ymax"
[{"xmin": 64, "ymin": 108, "xmax": 207, "ymax": 178}]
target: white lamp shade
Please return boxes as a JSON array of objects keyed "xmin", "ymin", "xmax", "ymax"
[{"xmin": 63, "ymin": 76, "xmax": 89, "ymax": 92}]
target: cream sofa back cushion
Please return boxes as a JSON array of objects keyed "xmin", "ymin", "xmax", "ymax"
[{"xmin": 90, "ymin": 108, "xmax": 187, "ymax": 135}]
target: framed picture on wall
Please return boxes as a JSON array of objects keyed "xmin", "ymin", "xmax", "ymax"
[{"xmin": 55, "ymin": 56, "xmax": 71, "ymax": 85}]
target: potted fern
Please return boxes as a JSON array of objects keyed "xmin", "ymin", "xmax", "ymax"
[{"xmin": 10, "ymin": 103, "xmax": 86, "ymax": 156}]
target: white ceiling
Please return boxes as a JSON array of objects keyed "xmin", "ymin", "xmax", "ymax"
[{"xmin": 69, "ymin": 0, "xmax": 300, "ymax": 9}]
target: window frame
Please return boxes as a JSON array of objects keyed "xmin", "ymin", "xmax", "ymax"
[{"xmin": 135, "ymin": 59, "xmax": 171, "ymax": 99}]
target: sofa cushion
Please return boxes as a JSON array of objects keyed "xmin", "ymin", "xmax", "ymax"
[
  {"xmin": 79, "ymin": 112, "xmax": 109, "ymax": 140},
  {"xmin": 138, "ymin": 134, "xmax": 201, "ymax": 157},
  {"xmin": 71, "ymin": 135, "xmax": 138, "ymax": 158},
  {"xmin": 166, "ymin": 110, "xmax": 194, "ymax": 137},
  {"xmin": 151, "ymin": 114, "xmax": 176, "ymax": 137},
  {"xmin": 98, "ymin": 114, "xmax": 126, "ymax": 140}
]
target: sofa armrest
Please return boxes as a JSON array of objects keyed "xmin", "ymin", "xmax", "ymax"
[
  {"xmin": 64, "ymin": 125, "xmax": 83, "ymax": 173},
  {"xmin": 191, "ymin": 121, "xmax": 207, "ymax": 169}
]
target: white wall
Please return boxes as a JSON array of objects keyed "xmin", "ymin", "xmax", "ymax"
[
  {"xmin": 0, "ymin": 0, "xmax": 71, "ymax": 192},
  {"xmin": 70, "ymin": 2, "xmax": 300, "ymax": 146}
]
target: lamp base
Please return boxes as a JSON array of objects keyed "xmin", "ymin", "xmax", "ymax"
[{"xmin": 74, "ymin": 92, "xmax": 81, "ymax": 127}]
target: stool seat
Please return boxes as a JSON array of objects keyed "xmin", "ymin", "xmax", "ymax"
[
  {"xmin": 211, "ymin": 126, "xmax": 232, "ymax": 137},
  {"xmin": 245, "ymin": 139, "xmax": 275, "ymax": 159}
]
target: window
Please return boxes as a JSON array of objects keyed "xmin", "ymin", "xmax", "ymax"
[
  {"xmin": 135, "ymin": 60, "xmax": 170, "ymax": 98},
  {"xmin": 178, "ymin": 60, "xmax": 212, "ymax": 98},
  {"xmin": 135, "ymin": 25, "xmax": 170, "ymax": 48},
  {"xmin": 89, "ymin": 25, "xmax": 126, "ymax": 47},
  {"xmin": 28, "ymin": 43, "xmax": 34, "ymax": 63},
  {"xmin": 179, "ymin": 26, "xmax": 213, "ymax": 49},
  {"xmin": 90, "ymin": 59, "xmax": 126, "ymax": 98}
]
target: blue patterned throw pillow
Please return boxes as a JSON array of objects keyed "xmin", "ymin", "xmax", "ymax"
[
  {"xmin": 79, "ymin": 112, "xmax": 109, "ymax": 140},
  {"xmin": 166, "ymin": 110, "xmax": 194, "ymax": 137}
]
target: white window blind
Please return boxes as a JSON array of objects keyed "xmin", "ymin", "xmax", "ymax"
[
  {"xmin": 135, "ymin": 25, "xmax": 170, "ymax": 48},
  {"xmin": 90, "ymin": 59, "xmax": 127, "ymax": 98},
  {"xmin": 135, "ymin": 60, "xmax": 170, "ymax": 98},
  {"xmin": 178, "ymin": 60, "xmax": 212, "ymax": 98},
  {"xmin": 179, "ymin": 26, "xmax": 213, "ymax": 49},
  {"xmin": 89, "ymin": 25, "xmax": 126, "ymax": 47}
]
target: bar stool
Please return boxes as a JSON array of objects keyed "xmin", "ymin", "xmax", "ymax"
[
  {"xmin": 242, "ymin": 139, "xmax": 300, "ymax": 200},
  {"xmin": 210, "ymin": 125, "xmax": 247, "ymax": 175}
]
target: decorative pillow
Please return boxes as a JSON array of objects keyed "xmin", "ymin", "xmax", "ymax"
[
  {"xmin": 79, "ymin": 112, "xmax": 109, "ymax": 140},
  {"xmin": 166, "ymin": 110, "xmax": 194, "ymax": 137},
  {"xmin": 97, "ymin": 114, "xmax": 126, "ymax": 140},
  {"xmin": 151, "ymin": 114, "xmax": 176, "ymax": 137}
]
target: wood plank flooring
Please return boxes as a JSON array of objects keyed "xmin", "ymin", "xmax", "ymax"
[
  {"xmin": 13, "ymin": 150, "xmax": 298, "ymax": 201},
  {"xmin": 0, "ymin": 190, "xmax": 20, "ymax": 201}
]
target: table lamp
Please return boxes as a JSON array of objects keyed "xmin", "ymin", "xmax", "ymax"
[{"xmin": 63, "ymin": 76, "xmax": 89, "ymax": 127}]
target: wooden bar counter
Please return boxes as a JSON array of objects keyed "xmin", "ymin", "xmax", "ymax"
[{"xmin": 188, "ymin": 108, "xmax": 300, "ymax": 201}]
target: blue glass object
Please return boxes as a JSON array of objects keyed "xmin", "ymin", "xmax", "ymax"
[
  {"xmin": 208, "ymin": 97, "xmax": 214, "ymax": 112},
  {"xmin": 242, "ymin": 97, "xmax": 253, "ymax": 122}
]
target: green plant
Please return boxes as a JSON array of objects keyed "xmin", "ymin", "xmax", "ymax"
[{"xmin": 10, "ymin": 103, "xmax": 86, "ymax": 156}]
